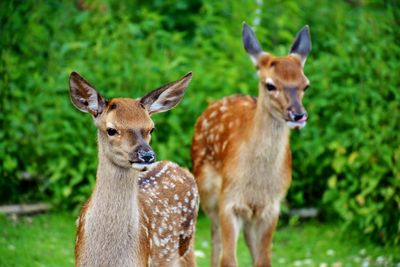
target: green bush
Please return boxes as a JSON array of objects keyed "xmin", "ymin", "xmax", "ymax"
[
  {"xmin": 0, "ymin": 0, "xmax": 398, "ymax": 244},
  {"xmin": 285, "ymin": 1, "xmax": 400, "ymax": 245}
]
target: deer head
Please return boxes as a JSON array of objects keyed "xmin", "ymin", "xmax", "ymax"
[
  {"xmin": 69, "ymin": 71, "xmax": 192, "ymax": 171},
  {"xmin": 242, "ymin": 23, "xmax": 311, "ymax": 129}
]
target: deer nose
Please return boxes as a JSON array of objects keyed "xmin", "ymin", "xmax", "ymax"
[
  {"xmin": 289, "ymin": 111, "xmax": 308, "ymax": 122},
  {"xmin": 137, "ymin": 150, "xmax": 155, "ymax": 163}
]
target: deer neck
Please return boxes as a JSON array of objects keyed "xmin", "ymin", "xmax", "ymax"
[
  {"xmin": 233, "ymin": 88, "xmax": 291, "ymax": 204},
  {"xmin": 82, "ymin": 133, "xmax": 141, "ymax": 265},
  {"xmin": 248, "ymin": 87, "xmax": 290, "ymax": 163},
  {"xmin": 92, "ymin": 161, "xmax": 139, "ymax": 208},
  {"xmin": 93, "ymin": 135, "xmax": 139, "ymax": 212}
]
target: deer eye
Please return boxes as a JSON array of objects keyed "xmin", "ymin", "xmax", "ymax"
[
  {"xmin": 265, "ymin": 83, "xmax": 277, "ymax": 91},
  {"xmin": 106, "ymin": 128, "xmax": 118, "ymax": 136}
]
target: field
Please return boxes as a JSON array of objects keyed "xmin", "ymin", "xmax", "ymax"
[{"xmin": 0, "ymin": 212, "xmax": 398, "ymax": 267}]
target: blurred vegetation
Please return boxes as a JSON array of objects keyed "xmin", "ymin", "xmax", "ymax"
[{"xmin": 0, "ymin": 0, "xmax": 399, "ymax": 245}]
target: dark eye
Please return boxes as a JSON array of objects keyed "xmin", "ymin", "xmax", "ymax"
[
  {"xmin": 266, "ymin": 83, "xmax": 277, "ymax": 91},
  {"xmin": 106, "ymin": 128, "xmax": 118, "ymax": 136},
  {"xmin": 304, "ymin": 85, "xmax": 310, "ymax": 92},
  {"xmin": 150, "ymin": 128, "xmax": 155, "ymax": 134}
]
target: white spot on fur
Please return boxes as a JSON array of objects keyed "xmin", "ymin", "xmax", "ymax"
[
  {"xmin": 201, "ymin": 119, "xmax": 209, "ymax": 130},
  {"xmin": 222, "ymin": 140, "xmax": 228, "ymax": 151},
  {"xmin": 209, "ymin": 110, "xmax": 218, "ymax": 118},
  {"xmin": 153, "ymin": 235, "xmax": 160, "ymax": 247}
]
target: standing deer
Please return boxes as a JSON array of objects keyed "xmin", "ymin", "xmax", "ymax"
[
  {"xmin": 191, "ymin": 23, "xmax": 311, "ymax": 267},
  {"xmin": 69, "ymin": 71, "xmax": 199, "ymax": 267}
]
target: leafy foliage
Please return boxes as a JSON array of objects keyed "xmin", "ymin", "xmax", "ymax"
[{"xmin": 0, "ymin": 0, "xmax": 398, "ymax": 244}]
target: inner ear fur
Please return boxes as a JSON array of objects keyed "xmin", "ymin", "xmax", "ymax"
[
  {"xmin": 140, "ymin": 72, "xmax": 193, "ymax": 115},
  {"xmin": 69, "ymin": 71, "xmax": 106, "ymax": 116}
]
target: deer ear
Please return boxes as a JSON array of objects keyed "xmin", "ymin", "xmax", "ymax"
[
  {"xmin": 289, "ymin": 25, "xmax": 312, "ymax": 66},
  {"xmin": 69, "ymin": 72, "xmax": 106, "ymax": 117},
  {"xmin": 140, "ymin": 72, "xmax": 192, "ymax": 115},
  {"xmin": 242, "ymin": 22, "xmax": 263, "ymax": 65}
]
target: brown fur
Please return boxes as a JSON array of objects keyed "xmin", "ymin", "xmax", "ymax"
[
  {"xmin": 75, "ymin": 199, "xmax": 90, "ymax": 263},
  {"xmin": 75, "ymin": 99, "xmax": 199, "ymax": 267},
  {"xmin": 191, "ymin": 54, "xmax": 309, "ymax": 267},
  {"xmin": 70, "ymin": 72, "xmax": 198, "ymax": 267}
]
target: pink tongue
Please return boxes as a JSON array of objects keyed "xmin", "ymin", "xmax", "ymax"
[{"xmin": 297, "ymin": 116, "xmax": 308, "ymax": 123}]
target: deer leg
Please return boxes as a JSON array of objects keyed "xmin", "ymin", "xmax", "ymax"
[
  {"xmin": 243, "ymin": 222, "xmax": 257, "ymax": 264},
  {"xmin": 219, "ymin": 207, "xmax": 240, "ymax": 267},
  {"xmin": 252, "ymin": 216, "xmax": 279, "ymax": 267},
  {"xmin": 179, "ymin": 245, "xmax": 197, "ymax": 267},
  {"xmin": 210, "ymin": 219, "xmax": 222, "ymax": 267}
]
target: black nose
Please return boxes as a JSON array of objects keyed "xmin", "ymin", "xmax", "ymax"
[
  {"xmin": 137, "ymin": 150, "xmax": 155, "ymax": 163},
  {"xmin": 290, "ymin": 111, "xmax": 308, "ymax": 122}
]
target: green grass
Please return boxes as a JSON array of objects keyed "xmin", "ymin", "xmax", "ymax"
[
  {"xmin": 0, "ymin": 213, "xmax": 75, "ymax": 267},
  {"xmin": 0, "ymin": 212, "xmax": 398, "ymax": 267}
]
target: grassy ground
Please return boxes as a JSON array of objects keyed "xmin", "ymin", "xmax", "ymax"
[{"xmin": 0, "ymin": 212, "xmax": 398, "ymax": 267}]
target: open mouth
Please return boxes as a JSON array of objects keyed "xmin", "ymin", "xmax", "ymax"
[
  {"xmin": 286, "ymin": 116, "xmax": 307, "ymax": 129},
  {"xmin": 287, "ymin": 121, "xmax": 307, "ymax": 129},
  {"xmin": 130, "ymin": 162, "xmax": 154, "ymax": 172},
  {"xmin": 286, "ymin": 111, "xmax": 308, "ymax": 130}
]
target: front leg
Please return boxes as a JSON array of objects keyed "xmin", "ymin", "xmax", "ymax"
[
  {"xmin": 251, "ymin": 215, "xmax": 279, "ymax": 267},
  {"xmin": 243, "ymin": 221, "xmax": 257, "ymax": 263},
  {"xmin": 219, "ymin": 204, "xmax": 241, "ymax": 267},
  {"xmin": 179, "ymin": 243, "xmax": 197, "ymax": 267},
  {"xmin": 211, "ymin": 219, "xmax": 222, "ymax": 267}
]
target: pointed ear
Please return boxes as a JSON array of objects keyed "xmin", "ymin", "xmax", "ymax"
[
  {"xmin": 242, "ymin": 22, "xmax": 263, "ymax": 65},
  {"xmin": 69, "ymin": 72, "xmax": 106, "ymax": 117},
  {"xmin": 289, "ymin": 25, "xmax": 312, "ymax": 66},
  {"xmin": 140, "ymin": 72, "xmax": 192, "ymax": 115}
]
